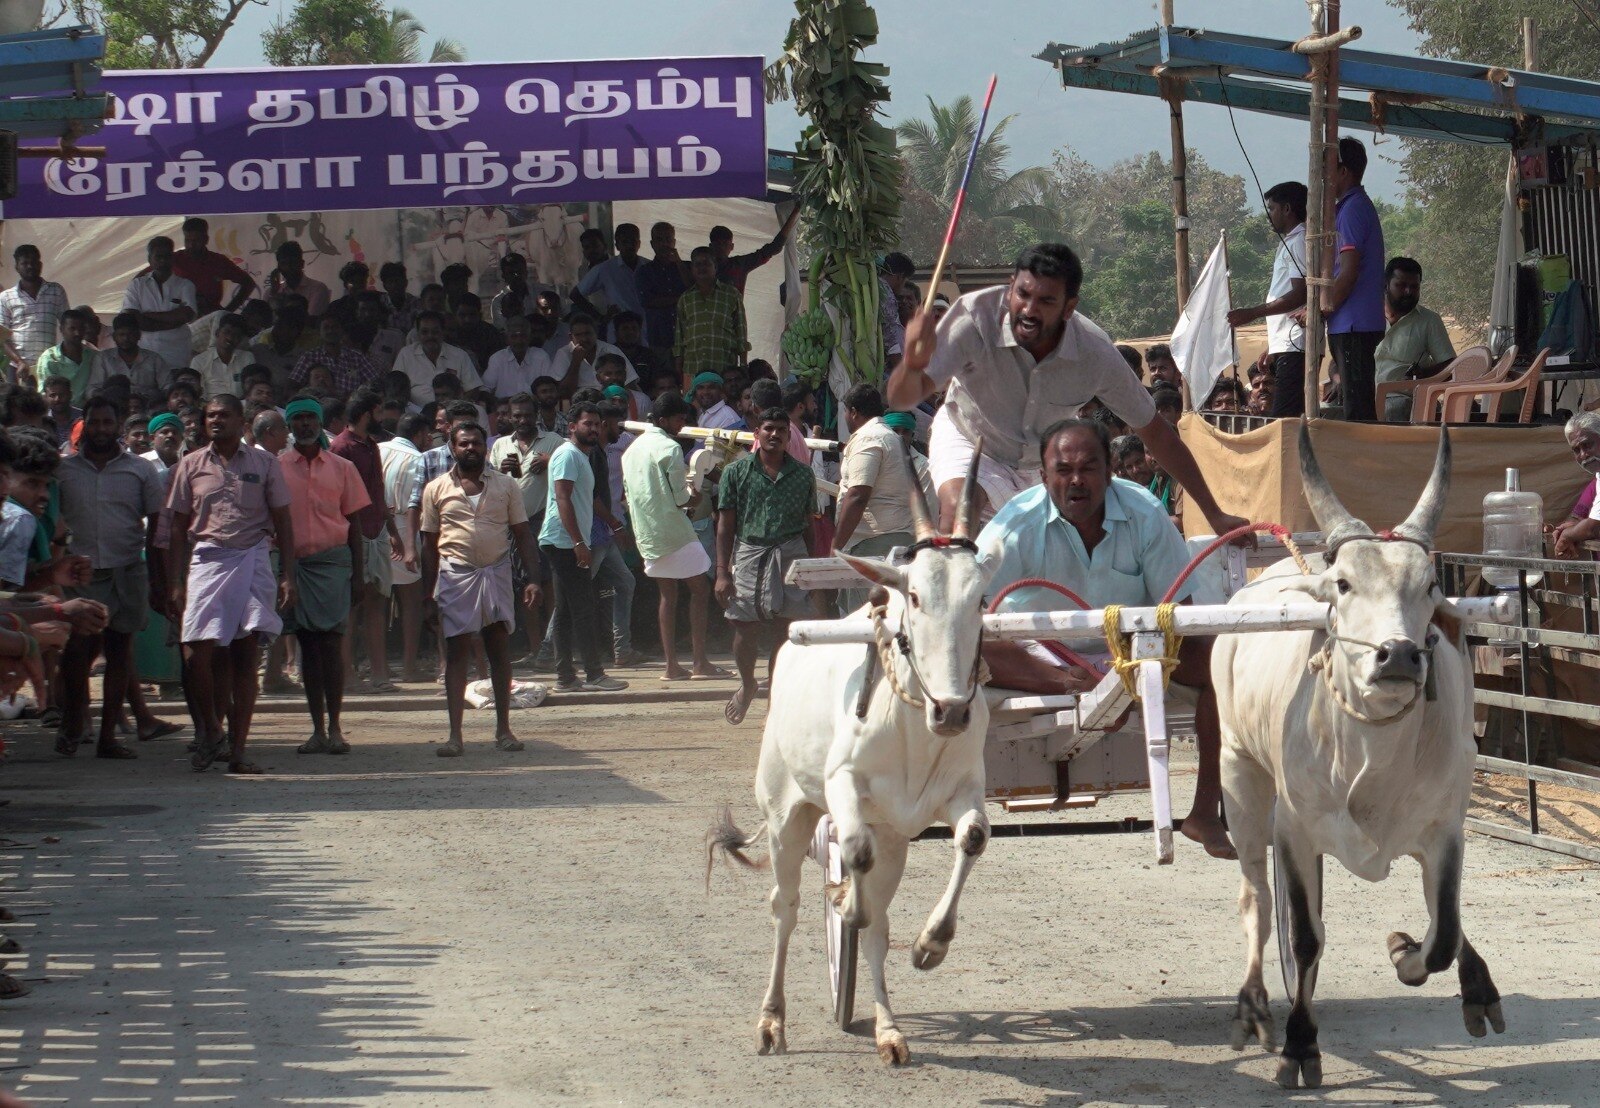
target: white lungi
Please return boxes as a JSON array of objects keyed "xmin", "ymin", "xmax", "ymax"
[
  {"xmin": 643, "ymin": 539, "xmax": 711, "ymax": 580},
  {"xmin": 927, "ymin": 406, "xmax": 1040, "ymax": 524},
  {"xmin": 181, "ymin": 540, "xmax": 282, "ymax": 645},
  {"xmin": 435, "ymin": 555, "xmax": 516, "ymax": 638}
]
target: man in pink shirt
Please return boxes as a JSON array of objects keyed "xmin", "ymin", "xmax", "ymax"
[
  {"xmin": 166, "ymin": 394, "xmax": 297, "ymax": 775},
  {"xmin": 279, "ymin": 395, "xmax": 371, "ymax": 755}
]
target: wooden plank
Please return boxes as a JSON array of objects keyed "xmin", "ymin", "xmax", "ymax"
[
  {"xmin": 1462, "ymin": 622, "xmax": 1600, "ymax": 651},
  {"xmin": 1477, "ymin": 754, "xmax": 1600, "ymax": 792},
  {"xmin": 1464, "ymin": 817, "xmax": 1600, "ymax": 864},
  {"xmin": 1474, "ymin": 688, "xmax": 1600, "ymax": 724}
]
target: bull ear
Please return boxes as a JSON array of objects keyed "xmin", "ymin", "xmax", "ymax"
[
  {"xmin": 1282, "ymin": 570, "xmax": 1336, "ymax": 605},
  {"xmin": 839, "ymin": 552, "xmax": 907, "ymax": 592}
]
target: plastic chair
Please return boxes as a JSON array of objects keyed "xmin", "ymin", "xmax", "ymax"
[
  {"xmin": 1409, "ymin": 345, "xmax": 1503, "ymax": 424},
  {"xmin": 1376, "ymin": 345, "xmax": 1490, "ymax": 423},
  {"xmin": 1437, "ymin": 348, "xmax": 1548, "ymax": 424}
]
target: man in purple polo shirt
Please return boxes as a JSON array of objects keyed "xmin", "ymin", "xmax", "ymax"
[{"xmin": 1323, "ymin": 136, "xmax": 1387, "ymax": 421}]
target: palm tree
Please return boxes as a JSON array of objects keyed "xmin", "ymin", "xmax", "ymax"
[{"xmin": 372, "ymin": 6, "xmax": 465, "ymax": 64}]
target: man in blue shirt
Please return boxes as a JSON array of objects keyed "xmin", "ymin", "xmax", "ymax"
[
  {"xmin": 978, "ymin": 419, "xmax": 1234, "ymax": 859},
  {"xmin": 1324, "ymin": 137, "xmax": 1387, "ymax": 421}
]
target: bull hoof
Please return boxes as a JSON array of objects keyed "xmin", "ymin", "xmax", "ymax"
[
  {"xmin": 1230, "ymin": 986, "xmax": 1275, "ymax": 1052},
  {"xmin": 1387, "ymin": 931, "xmax": 1428, "ymax": 986},
  {"xmin": 911, "ymin": 936, "xmax": 947, "ymax": 971},
  {"xmin": 757, "ymin": 1015, "xmax": 786, "ymax": 1056},
  {"xmin": 1463, "ymin": 999, "xmax": 1506, "ymax": 1038},
  {"xmin": 876, "ymin": 1028, "xmax": 910, "ymax": 1066},
  {"xmin": 1275, "ymin": 1052, "xmax": 1322, "ymax": 1090}
]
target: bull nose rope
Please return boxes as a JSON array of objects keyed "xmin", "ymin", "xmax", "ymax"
[{"xmin": 867, "ymin": 602, "xmax": 991, "ymax": 712}]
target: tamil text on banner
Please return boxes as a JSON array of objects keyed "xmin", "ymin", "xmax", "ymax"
[
  {"xmin": 0, "ymin": 58, "xmax": 768, "ymax": 219},
  {"xmin": 1169, "ymin": 233, "xmax": 1234, "ymax": 409}
]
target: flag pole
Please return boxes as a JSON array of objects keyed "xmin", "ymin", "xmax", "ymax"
[{"xmin": 1224, "ymin": 228, "xmax": 1240, "ymax": 396}]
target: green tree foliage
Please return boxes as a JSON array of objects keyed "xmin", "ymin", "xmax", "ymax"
[
  {"xmin": 1391, "ymin": 0, "xmax": 1600, "ymax": 326},
  {"xmin": 263, "ymin": 0, "xmax": 464, "ymax": 66},
  {"xmin": 65, "ymin": 0, "xmax": 261, "ymax": 69}
]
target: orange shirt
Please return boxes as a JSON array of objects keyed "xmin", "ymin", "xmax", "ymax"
[{"xmin": 278, "ymin": 446, "xmax": 370, "ymax": 557}]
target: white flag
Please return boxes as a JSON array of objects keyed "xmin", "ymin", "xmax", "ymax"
[{"xmin": 1169, "ymin": 234, "xmax": 1234, "ymax": 409}]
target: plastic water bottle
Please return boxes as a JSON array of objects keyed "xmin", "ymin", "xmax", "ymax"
[{"xmin": 1482, "ymin": 468, "xmax": 1544, "ymax": 589}]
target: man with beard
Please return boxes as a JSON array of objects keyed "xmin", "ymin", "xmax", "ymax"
[
  {"xmin": 888, "ymin": 243, "xmax": 1247, "ymax": 541},
  {"xmin": 166, "ymin": 395, "xmax": 297, "ymax": 775},
  {"xmin": 141, "ymin": 411, "xmax": 185, "ymax": 475},
  {"xmin": 279, "ymin": 396, "xmax": 370, "ymax": 754},
  {"xmin": 1553, "ymin": 411, "xmax": 1600, "ymax": 558},
  {"xmin": 122, "ymin": 236, "xmax": 198, "ymax": 372},
  {"xmin": 420, "ymin": 421, "xmax": 544, "ymax": 756},
  {"xmin": 1373, "ymin": 256, "xmax": 1455, "ymax": 422},
  {"xmin": 95, "ymin": 311, "xmax": 172, "ymax": 398},
  {"xmin": 55, "ymin": 396, "xmax": 176, "ymax": 758}
]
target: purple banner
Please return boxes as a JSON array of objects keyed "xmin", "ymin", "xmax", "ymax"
[{"xmin": 4, "ymin": 57, "xmax": 768, "ymax": 218}]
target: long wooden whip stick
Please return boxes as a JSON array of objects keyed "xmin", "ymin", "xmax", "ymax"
[{"xmin": 906, "ymin": 74, "xmax": 997, "ymax": 364}]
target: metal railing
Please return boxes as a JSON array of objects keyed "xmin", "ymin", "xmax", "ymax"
[{"xmin": 1437, "ymin": 550, "xmax": 1600, "ymax": 865}]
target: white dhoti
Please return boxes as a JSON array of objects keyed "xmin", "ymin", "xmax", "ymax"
[
  {"xmin": 642, "ymin": 539, "xmax": 711, "ymax": 580},
  {"xmin": 181, "ymin": 540, "xmax": 282, "ymax": 645},
  {"xmin": 435, "ymin": 555, "xmax": 516, "ymax": 638},
  {"xmin": 928, "ymin": 406, "xmax": 1040, "ymax": 524}
]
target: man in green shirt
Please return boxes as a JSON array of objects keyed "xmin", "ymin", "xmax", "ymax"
[
  {"xmin": 35, "ymin": 308, "xmax": 98, "ymax": 405},
  {"xmin": 715, "ymin": 407, "xmax": 815, "ymax": 725},
  {"xmin": 674, "ymin": 246, "xmax": 747, "ymax": 379},
  {"xmin": 621, "ymin": 392, "xmax": 728, "ymax": 681},
  {"xmin": 1374, "ymin": 256, "xmax": 1456, "ymax": 421}
]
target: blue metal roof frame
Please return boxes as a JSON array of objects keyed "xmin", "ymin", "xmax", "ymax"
[
  {"xmin": 1038, "ymin": 26, "xmax": 1600, "ymax": 148},
  {"xmin": 0, "ymin": 25, "xmax": 109, "ymax": 141}
]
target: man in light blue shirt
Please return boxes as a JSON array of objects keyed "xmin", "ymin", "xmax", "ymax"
[
  {"xmin": 977, "ymin": 418, "xmax": 1234, "ymax": 859},
  {"xmin": 572, "ymin": 225, "xmax": 645, "ymax": 339}
]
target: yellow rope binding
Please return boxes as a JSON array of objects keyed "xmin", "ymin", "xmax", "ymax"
[{"xmin": 1102, "ymin": 603, "xmax": 1183, "ymax": 700}]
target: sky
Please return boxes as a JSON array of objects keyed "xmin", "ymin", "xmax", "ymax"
[{"xmin": 209, "ymin": 0, "xmax": 1430, "ymax": 202}]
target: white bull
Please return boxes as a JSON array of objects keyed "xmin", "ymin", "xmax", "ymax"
[
  {"xmin": 707, "ymin": 447, "xmax": 996, "ymax": 1065},
  {"xmin": 1213, "ymin": 425, "xmax": 1505, "ymax": 1090}
]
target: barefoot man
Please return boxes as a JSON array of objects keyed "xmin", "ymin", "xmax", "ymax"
[
  {"xmin": 887, "ymin": 242, "xmax": 1248, "ymax": 541},
  {"xmin": 978, "ymin": 419, "xmax": 1235, "ymax": 858},
  {"xmin": 166, "ymin": 394, "xmax": 296, "ymax": 775},
  {"xmin": 419, "ymin": 421, "xmax": 543, "ymax": 757}
]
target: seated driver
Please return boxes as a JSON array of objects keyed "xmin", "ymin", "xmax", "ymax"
[{"xmin": 976, "ymin": 418, "xmax": 1235, "ymax": 859}]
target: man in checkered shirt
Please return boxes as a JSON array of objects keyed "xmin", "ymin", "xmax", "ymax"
[
  {"xmin": 1, "ymin": 244, "xmax": 70, "ymax": 386},
  {"xmin": 289, "ymin": 314, "xmax": 381, "ymax": 394}
]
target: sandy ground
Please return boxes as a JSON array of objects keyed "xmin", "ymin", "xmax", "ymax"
[{"xmin": 0, "ymin": 675, "xmax": 1596, "ymax": 1107}]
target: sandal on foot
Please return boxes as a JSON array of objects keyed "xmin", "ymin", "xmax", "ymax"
[
  {"xmin": 495, "ymin": 735, "xmax": 525, "ymax": 752},
  {"xmin": 227, "ymin": 761, "xmax": 264, "ymax": 775},
  {"xmin": 190, "ymin": 732, "xmax": 228, "ymax": 772},
  {"xmin": 435, "ymin": 739, "xmax": 464, "ymax": 758},
  {"xmin": 53, "ymin": 732, "xmax": 80, "ymax": 758},
  {"xmin": 689, "ymin": 666, "xmax": 733, "ymax": 680},
  {"xmin": 137, "ymin": 721, "xmax": 183, "ymax": 742},
  {"xmin": 326, "ymin": 736, "xmax": 351, "ymax": 755},
  {"xmin": 39, "ymin": 707, "xmax": 63, "ymax": 729},
  {"xmin": 0, "ymin": 973, "xmax": 29, "ymax": 1000},
  {"xmin": 725, "ymin": 688, "xmax": 755, "ymax": 726},
  {"xmin": 95, "ymin": 744, "xmax": 138, "ymax": 760},
  {"xmin": 297, "ymin": 734, "xmax": 332, "ymax": 754},
  {"xmin": 366, "ymin": 680, "xmax": 400, "ymax": 695}
]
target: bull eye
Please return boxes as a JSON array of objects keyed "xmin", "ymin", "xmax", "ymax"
[{"xmin": 1336, "ymin": 578, "xmax": 1351, "ymax": 595}]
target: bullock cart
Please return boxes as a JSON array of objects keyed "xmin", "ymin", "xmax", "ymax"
[{"xmin": 783, "ymin": 543, "xmax": 1516, "ymax": 1029}]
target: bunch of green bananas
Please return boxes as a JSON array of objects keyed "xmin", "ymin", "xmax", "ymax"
[{"xmin": 780, "ymin": 306, "xmax": 835, "ymax": 383}]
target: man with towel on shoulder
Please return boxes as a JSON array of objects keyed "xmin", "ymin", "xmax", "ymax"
[
  {"xmin": 279, "ymin": 394, "xmax": 371, "ymax": 756},
  {"xmin": 166, "ymin": 394, "xmax": 297, "ymax": 775},
  {"xmin": 419, "ymin": 420, "xmax": 544, "ymax": 758}
]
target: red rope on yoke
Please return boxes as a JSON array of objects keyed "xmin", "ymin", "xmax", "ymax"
[{"xmin": 1159, "ymin": 522, "xmax": 1293, "ymax": 605}]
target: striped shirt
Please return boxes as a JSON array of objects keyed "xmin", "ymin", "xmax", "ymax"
[{"xmin": 1, "ymin": 281, "xmax": 69, "ymax": 375}]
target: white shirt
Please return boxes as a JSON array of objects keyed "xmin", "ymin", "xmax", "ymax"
[
  {"xmin": 482, "ymin": 345, "xmax": 554, "ymax": 398},
  {"xmin": 121, "ymin": 273, "xmax": 198, "ymax": 369},
  {"xmin": 926, "ymin": 286, "xmax": 1156, "ymax": 470},
  {"xmin": 1266, "ymin": 223, "xmax": 1308, "ymax": 355},
  {"xmin": 549, "ymin": 340, "xmax": 636, "ymax": 391},
  {"xmin": 1590, "ymin": 476, "xmax": 1600, "ymax": 522},
  {"xmin": 392, "ymin": 341, "xmax": 482, "ymax": 407},
  {"xmin": 191, "ymin": 346, "xmax": 254, "ymax": 398}
]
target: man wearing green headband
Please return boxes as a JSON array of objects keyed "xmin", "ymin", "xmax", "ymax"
[
  {"xmin": 141, "ymin": 412, "xmax": 185, "ymax": 475},
  {"xmin": 278, "ymin": 394, "xmax": 371, "ymax": 755}
]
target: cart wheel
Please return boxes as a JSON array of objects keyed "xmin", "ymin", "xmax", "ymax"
[
  {"xmin": 1271, "ymin": 845, "xmax": 1322, "ymax": 1003},
  {"xmin": 814, "ymin": 816, "xmax": 858, "ymax": 1030}
]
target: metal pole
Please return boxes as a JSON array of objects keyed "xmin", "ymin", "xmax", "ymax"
[{"xmin": 1162, "ymin": 0, "xmax": 1193, "ymax": 310}]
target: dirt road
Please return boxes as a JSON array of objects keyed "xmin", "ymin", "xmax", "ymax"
[{"xmin": 0, "ymin": 684, "xmax": 1595, "ymax": 1105}]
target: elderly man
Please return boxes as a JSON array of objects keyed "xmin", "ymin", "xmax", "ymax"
[
  {"xmin": 192, "ymin": 312, "xmax": 253, "ymax": 399},
  {"xmin": 977, "ymin": 418, "xmax": 1233, "ymax": 858},
  {"xmin": 171, "ymin": 217, "xmax": 257, "ymax": 316},
  {"xmin": 280, "ymin": 396, "xmax": 370, "ymax": 753},
  {"xmin": 1374, "ymin": 256, "xmax": 1456, "ymax": 422},
  {"xmin": 889, "ymin": 242, "xmax": 1246, "ymax": 541},
  {"xmin": 56, "ymin": 396, "xmax": 174, "ymax": 759},
  {"xmin": 166, "ymin": 395, "xmax": 297, "ymax": 775},
  {"xmin": 420, "ymin": 421, "xmax": 544, "ymax": 756},
  {"xmin": 624, "ymin": 392, "xmax": 727, "ymax": 680},
  {"xmin": 122, "ymin": 236, "xmax": 198, "ymax": 371},
  {"xmin": 141, "ymin": 411, "xmax": 186, "ymax": 474},
  {"xmin": 832, "ymin": 384, "xmax": 915, "ymax": 613},
  {"xmin": 1552, "ymin": 411, "xmax": 1600, "ymax": 558},
  {"xmin": 393, "ymin": 310, "xmax": 481, "ymax": 407},
  {"xmin": 715, "ymin": 406, "xmax": 816, "ymax": 726}
]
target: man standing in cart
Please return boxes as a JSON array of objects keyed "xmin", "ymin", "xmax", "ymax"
[
  {"xmin": 977, "ymin": 418, "xmax": 1235, "ymax": 860},
  {"xmin": 888, "ymin": 242, "xmax": 1249, "ymax": 541}
]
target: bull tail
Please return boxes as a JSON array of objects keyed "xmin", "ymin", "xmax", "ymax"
[{"xmin": 705, "ymin": 804, "xmax": 770, "ymax": 891}]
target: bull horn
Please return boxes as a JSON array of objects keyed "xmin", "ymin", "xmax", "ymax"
[
  {"xmin": 902, "ymin": 439, "xmax": 937, "ymax": 542},
  {"xmin": 951, "ymin": 435, "xmax": 984, "ymax": 540},
  {"xmin": 1392, "ymin": 427, "xmax": 1452, "ymax": 546},
  {"xmin": 1298, "ymin": 421, "xmax": 1372, "ymax": 549}
]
